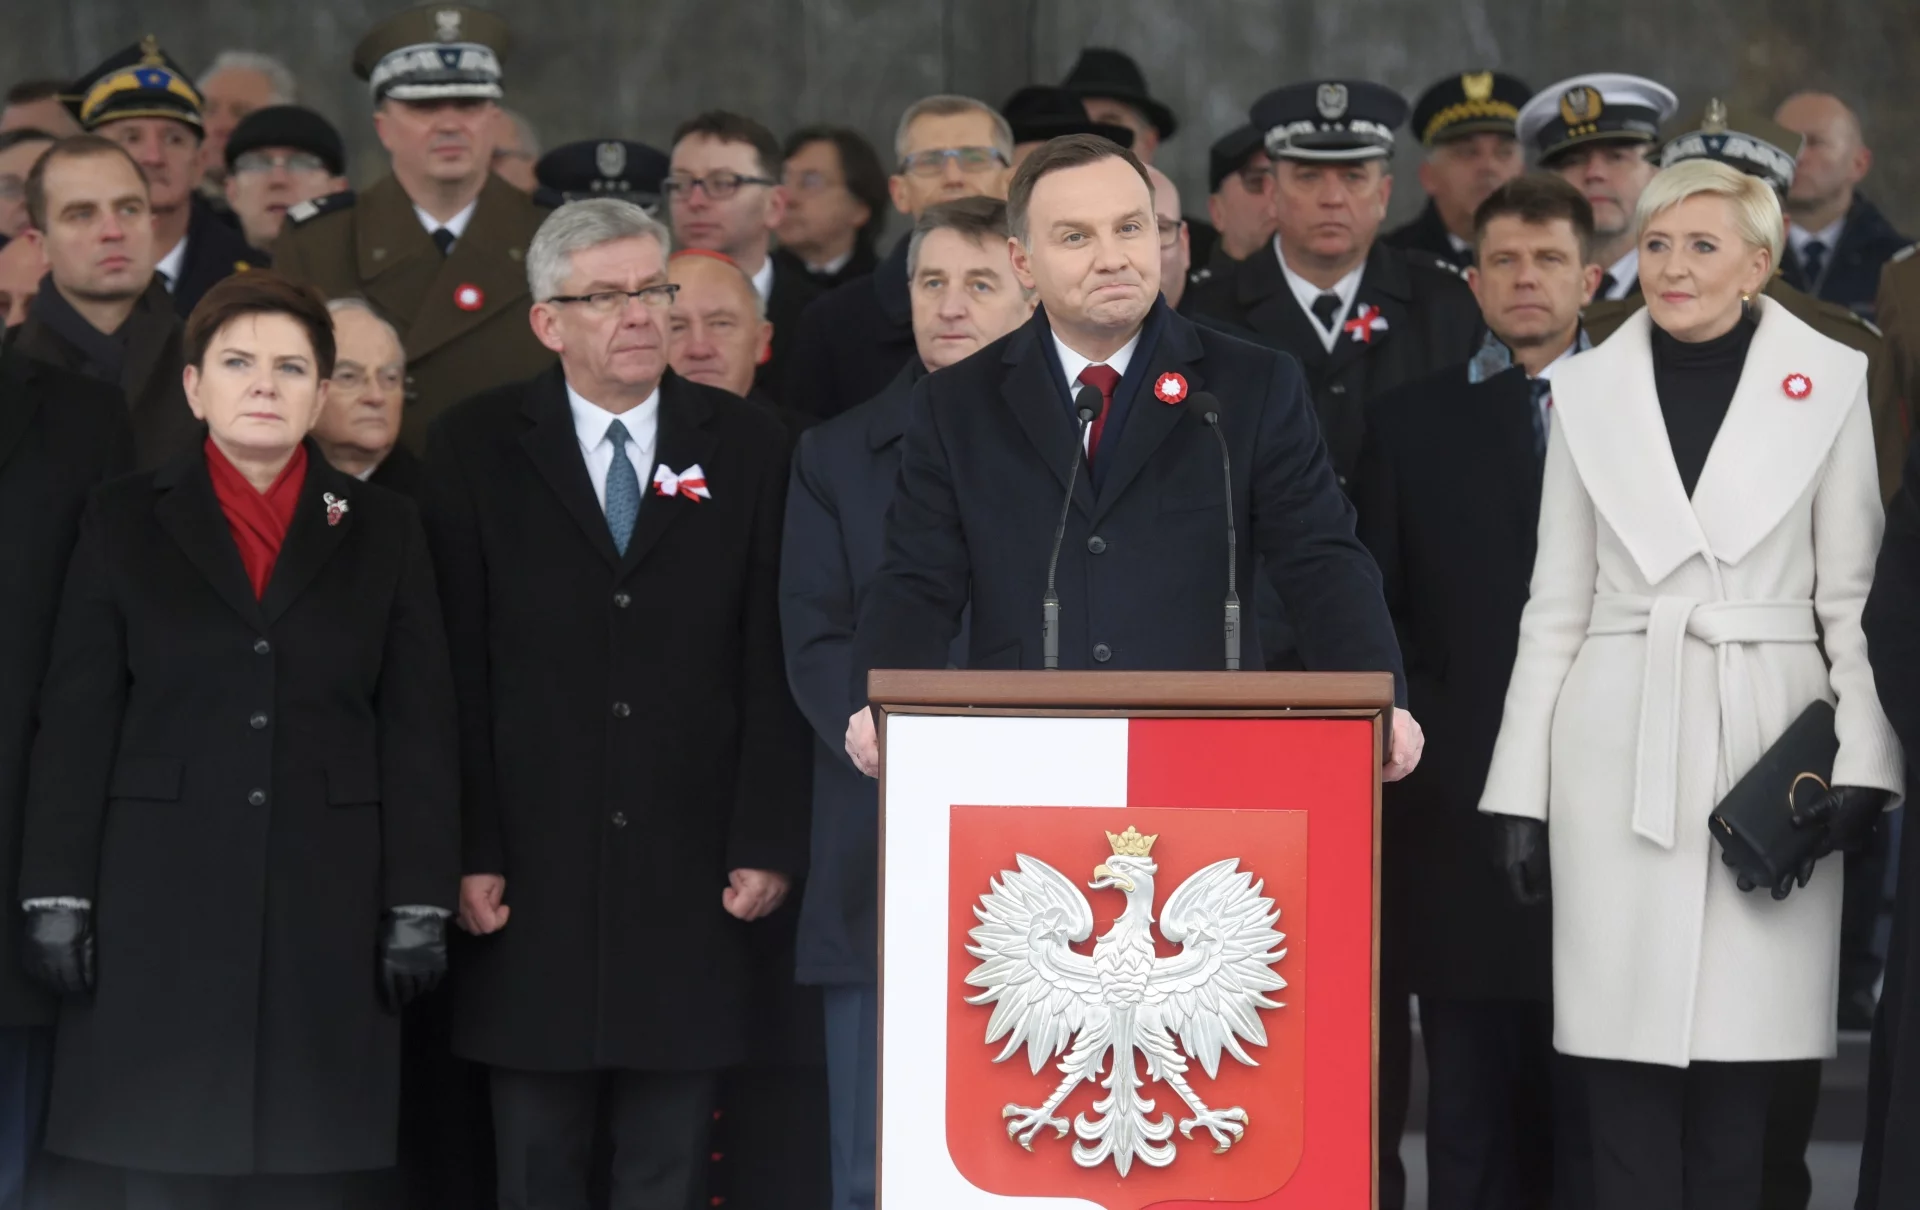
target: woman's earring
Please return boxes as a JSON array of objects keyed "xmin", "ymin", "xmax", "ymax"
[{"xmin": 1740, "ymin": 291, "xmax": 1753, "ymax": 303}]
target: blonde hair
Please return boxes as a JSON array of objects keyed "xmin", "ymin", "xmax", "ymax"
[{"xmin": 1634, "ymin": 159, "xmax": 1783, "ymax": 269}]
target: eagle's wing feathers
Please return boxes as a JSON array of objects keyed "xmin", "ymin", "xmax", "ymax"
[
  {"xmin": 1148, "ymin": 858, "xmax": 1287, "ymax": 1078},
  {"xmin": 964, "ymin": 854, "xmax": 1105, "ymax": 1074}
]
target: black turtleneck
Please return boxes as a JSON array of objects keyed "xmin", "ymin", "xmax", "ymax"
[{"xmin": 1652, "ymin": 309, "xmax": 1758, "ymax": 497}]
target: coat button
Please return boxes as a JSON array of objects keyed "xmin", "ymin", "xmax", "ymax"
[
  {"xmin": 613, "ymin": 592, "xmax": 632, "ymax": 609},
  {"xmin": 1330, "ymin": 384, "xmax": 1347, "ymax": 396},
  {"xmin": 249, "ymin": 712, "xmax": 269, "ymax": 730},
  {"xmin": 253, "ymin": 638, "xmax": 271, "ymax": 655},
  {"xmin": 1092, "ymin": 643, "xmax": 1112, "ymax": 663},
  {"xmin": 1086, "ymin": 536, "xmax": 1107, "ymax": 554},
  {"xmin": 611, "ymin": 811, "xmax": 628, "ymax": 828},
  {"xmin": 612, "ymin": 701, "xmax": 631, "ymax": 718},
  {"xmin": 247, "ymin": 789, "xmax": 266, "ymax": 806}
]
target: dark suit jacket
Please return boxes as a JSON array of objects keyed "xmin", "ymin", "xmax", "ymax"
[
  {"xmin": 1351, "ymin": 362, "xmax": 1551, "ymax": 1001},
  {"xmin": 777, "ymin": 243, "xmax": 878, "ymax": 293},
  {"xmin": 756, "ymin": 255, "xmax": 823, "ymax": 403},
  {"xmin": 1186, "ymin": 239, "xmax": 1483, "ymax": 484},
  {"xmin": 0, "ymin": 352, "xmax": 132, "ymax": 1028},
  {"xmin": 172, "ymin": 195, "xmax": 271, "ymax": 318},
  {"xmin": 1383, "ymin": 199, "xmax": 1473, "ymax": 270},
  {"xmin": 21, "ymin": 441, "xmax": 459, "ymax": 1173},
  {"xmin": 368, "ymin": 443, "xmax": 425, "ymax": 498},
  {"xmin": 1781, "ymin": 192, "xmax": 1912, "ymax": 322},
  {"xmin": 850, "ymin": 302, "xmax": 1403, "ymax": 698},
  {"xmin": 421, "ymin": 366, "xmax": 811, "ymax": 1071},
  {"xmin": 781, "ymin": 235, "xmax": 915, "ymax": 421}
]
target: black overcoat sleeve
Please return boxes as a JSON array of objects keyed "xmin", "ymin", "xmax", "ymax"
[
  {"xmin": 419, "ymin": 421, "xmax": 504, "ymax": 877},
  {"xmin": 1866, "ymin": 436, "xmax": 1920, "ymax": 752},
  {"xmin": 849, "ymin": 380, "xmax": 971, "ymax": 707},
  {"xmin": 779, "ymin": 429, "xmax": 858, "ymax": 765},
  {"xmin": 20, "ymin": 502, "xmax": 127, "ymax": 900},
  {"xmin": 374, "ymin": 507, "xmax": 461, "ymax": 909},
  {"xmin": 1248, "ymin": 355, "xmax": 1407, "ymax": 702},
  {"xmin": 1350, "ymin": 403, "xmax": 1417, "ymax": 668}
]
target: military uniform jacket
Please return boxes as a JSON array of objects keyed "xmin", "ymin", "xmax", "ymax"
[
  {"xmin": 272, "ymin": 175, "xmax": 554, "ymax": 451},
  {"xmin": 1383, "ymin": 199, "xmax": 1472, "ymax": 270},
  {"xmin": 420, "ymin": 367, "xmax": 811, "ymax": 1072},
  {"xmin": 1186, "ymin": 239, "xmax": 1483, "ymax": 483},
  {"xmin": 1876, "ymin": 245, "xmax": 1920, "ymax": 478},
  {"xmin": 19, "ymin": 442, "xmax": 460, "ymax": 1174}
]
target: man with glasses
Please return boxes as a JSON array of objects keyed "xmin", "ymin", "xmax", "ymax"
[
  {"xmin": 776, "ymin": 125, "xmax": 889, "ymax": 290},
  {"xmin": 668, "ymin": 111, "xmax": 820, "ymax": 402},
  {"xmin": 782, "ymin": 94, "xmax": 1013, "ymax": 420},
  {"xmin": 273, "ymin": 5, "xmax": 553, "ymax": 450},
  {"xmin": 1197, "ymin": 125, "xmax": 1275, "ymax": 281},
  {"xmin": 220, "ymin": 105, "xmax": 349, "ymax": 251},
  {"xmin": 421, "ymin": 197, "xmax": 809, "ymax": 1210},
  {"xmin": 1146, "ymin": 163, "xmax": 1192, "ymax": 311}
]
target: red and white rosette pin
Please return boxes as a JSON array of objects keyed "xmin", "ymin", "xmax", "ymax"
[
  {"xmin": 1343, "ymin": 304, "xmax": 1389, "ymax": 344},
  {"xmin": 454, "ymin": 283, "xmax": 485, "ymax": 312},
  {"xmin": 1782, "ymin": 372, "xmax": 1813, "ymax": 400},
  {"xmin": 1152, "ymin": 371, "xmax": 1189, "ymax": 405}
]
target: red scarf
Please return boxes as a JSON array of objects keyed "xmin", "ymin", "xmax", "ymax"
[{"xmin": 205, "ymin": 437, "xmax": 308, "ymax": 599}]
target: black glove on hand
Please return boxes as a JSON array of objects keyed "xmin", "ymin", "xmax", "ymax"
[
  {"xmin": 22, "ymin": 903, "xmax": 94, "ymax": 996},
  {"xmin": 1794, "ymin": 784, "xmax": 1890, "ymax": 859},
  {"xmin": 1494, "ymin": 817, "xmax": 1550, "ymax": 907},
  {"xmin": 378, "ymin": 908, "xmax": 448, "ymax": 1013}
]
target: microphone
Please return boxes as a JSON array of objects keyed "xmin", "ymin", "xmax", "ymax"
[
  {"xmin": 1042, "ymin": 384, "xmax": 1107, "ymax": 670},
  {"xmin": 1185, "ymin": 392, "xmax": 1240, "ymax": 671}
]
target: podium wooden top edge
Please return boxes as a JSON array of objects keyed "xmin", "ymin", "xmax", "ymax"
[{"xmin": 867, "ymin": 669, "xmax": 1394, "ymax": 711}]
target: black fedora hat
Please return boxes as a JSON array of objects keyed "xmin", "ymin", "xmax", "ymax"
[
  {"xmin": 1001, "ymin": 85, "xmax": 1136, "ymax": 148},
  {"xmin": 1061, "ymin": 48, "xmax": 1177, "ymax": 140}
]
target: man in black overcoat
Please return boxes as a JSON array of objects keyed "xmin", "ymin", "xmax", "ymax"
[
  {"xmin": 1353, "ymin": 173, "xmax": 1599, "ymax": 1210},
  {"xmin": 0, "ymin": 348, "xmax": 130, "ymax": 1204},
  {"xmin": 420, "ymin": 198, "xmax": 810, "ymax": 1209}
]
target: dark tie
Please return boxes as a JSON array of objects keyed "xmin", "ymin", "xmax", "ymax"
[
  {"xmin": 1597, "ymin": 271, "xmax": 1618, "ymax": 300},
  {"xmin": 1801, "ymin": 239, "xmax": 1829, "ymax": 284},
  {"xmin": 1310, "ymin": 292, "xmax": 1344, "ymax": 332},
  {"xmin": 603, "ymin": 419, "xmax": 640, "ymax": 555},
  {"xmin": 431, "ymin": 227, "xmax": 456, "ymax": 256},
  {"xmin": 1529, "ymin": 378, "xmax": 1553, "ymax": 461},
  {"xmin": 1076, "ymin": 363, "xmax": 1122, "ymax": 466},
  {"xmin": 155, "ymin": 269, "xmax": 174, "ymax": 293}
]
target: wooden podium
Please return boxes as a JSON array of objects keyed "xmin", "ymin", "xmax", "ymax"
[{"xmin": 871, "ymin": 670, "xmax": 1392, "ymax": 1210}]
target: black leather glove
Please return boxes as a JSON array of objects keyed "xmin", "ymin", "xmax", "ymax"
[
  {"xmin": 22, "ymin": 902, "xmax": 94, "ymax": 997},
  {"xmin": 378, "ymin": 908, "xmax": 448, "ymax": 1013},
  {"xmin": 1493, "ymin": 817, "xmax": 1550, "ymax": 907},
  {"xmin": 1794, "ymin": 784, "xmax": 1889, "ymax": 858}
]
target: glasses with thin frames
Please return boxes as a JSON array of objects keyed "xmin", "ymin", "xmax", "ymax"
[
  {"xmin": 896, "ymin": 146, "xmax": 1009, "ymax": 177},
  {"xmin": 545, "ymin": 284, "xmax": 682, "ymax": 313},
  {"xmin": 661, "ymin": 172, "xmax": 776, "ymax": 201}
]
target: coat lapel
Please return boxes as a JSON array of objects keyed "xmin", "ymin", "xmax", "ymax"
[
  {"xmin": 1090, "ymin": 312, "xmax": 1205, "ymax": 523},
  {"xmin": 401, "ymin": 177, "xmax": 537, "ymax": 365},
  {"xmin": 120, "ymin": 280, "xmax": 177, "ymax": 403},
  {"xmin": 0, "ymin": 353, "xmax": 41, "ymax": 471},
  {"xmin": 617, "ymin": 373, "xmax": 719, "ymax": 577},
  {"xmin": 261, "ymin": 447, "xmax": 357, "ymax": 623},
  {"xmin": 517, "ymin": 367, "xmax": 623, "ymax": 570},
  {"xmin": 1237, "ymin": 243, "xmax": 1329, "ymax": 375},
  {"xmin": 153, "ymin": 444, "xmax": 268, "ymax": 631},
  {"xmin": 997, "ymin": 319, "xmax": 1095, "ymax": 519},
  {"xmin": 356, "ymin": 177, "xmax": 445, "ymax": 341},
  {"xmin": 1321, "ymin": 244, "xmax": 1410, "ymax": 384},
  {"xmin": 1485, "ymin": 368, "xmax": 1544, "ymax": 554}
]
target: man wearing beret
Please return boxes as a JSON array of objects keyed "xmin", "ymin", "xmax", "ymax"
[
  {"xmin": 222, "ymin": 106, "xmax": 349, "ymax": 251},
  {"xmin": 1385, "ymin": 70, "xmax": 1530, "ymax": 270},
  {"xmin": 69, "ymin": 36, "xmax": 267, "ymax": 318},
  {"xmin": 272, "ymin": 4, "xmax": 553, "ymax": 451}
]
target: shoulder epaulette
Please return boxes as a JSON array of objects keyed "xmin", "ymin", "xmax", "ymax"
[
  {"xmin": 1892, "ymin": 242, "xmax": 1920, "ymax": 265},
  {"xmin": 285, "ymin": 189, "xmax": 356, "ymax": 227}
]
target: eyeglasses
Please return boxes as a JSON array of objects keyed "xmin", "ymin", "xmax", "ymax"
[
  {"xmin": 661, "ymin": 172, "xmax": 776, "ymax": 201},
  {"xmin": 897, "ymin": 146, "xmax": 1009, "ymax": 178},
  {"xmin": 1157, "ymin": 217, "xmax": 1185, "ymax": 248},
  {"xmin": 786, "ymin": 169, "xmax": 842, "ymax": 195},
  {"xmin": 544, "ymin": 284, "xmax": 682, "ymax": 313},
  {"xmin": 232, "ymin": 150, "xmax": 330, "ymax": 176}
]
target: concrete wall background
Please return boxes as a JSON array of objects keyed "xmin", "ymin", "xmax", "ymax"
[{"xmin": 8, "ymin": 0, "xmax": 1918, "ymax": 245}]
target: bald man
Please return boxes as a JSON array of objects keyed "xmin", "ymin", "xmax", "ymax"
[
  {"xmin": 668, "ymin": 250, "xmax": 775, "ymax": 400},
  {"xmin": 1147, "ymin": 164, "xmax": 1192, "ymax": 311},
  {"xmin": 1776, "ymin": 91, "xmax": 1911, "ymax": 319}
]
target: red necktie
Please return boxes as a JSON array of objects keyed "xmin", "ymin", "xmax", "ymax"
[{"xmin": 1076, "ymin": 363, "xmax": 1122, "ymax": 466}]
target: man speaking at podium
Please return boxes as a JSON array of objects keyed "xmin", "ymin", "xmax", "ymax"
[{"xmin": 844, "ymin": 133, "xmax": 1420, "ymax": 782}]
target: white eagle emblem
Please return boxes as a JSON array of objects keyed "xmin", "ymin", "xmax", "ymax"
[{"xmin": 964, "ymin": 826, "xmax": 1287, "ymax": 1176}]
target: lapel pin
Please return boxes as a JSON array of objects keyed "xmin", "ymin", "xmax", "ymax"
[
  {"xmin": 454, "ymin": 283, "xmax": 485, "ymax": 311},
  {"xmin": 323, "ymin": 492, "xmax": 349, "ymax": 527},
  {"xmin": 1152, "ymin": 372, "xmax": 1189, "ymax": 405},
  {"xmin": 652, "ymin": 464, "xmax": 712, "ymax": 501},
  {"xmin": 1343, "ymin": 304, "xmax": 1389, "ymax": 344},
  {"xmin": 1782, "ymin": 372, "xmax": 1813, "ymax": 400}
]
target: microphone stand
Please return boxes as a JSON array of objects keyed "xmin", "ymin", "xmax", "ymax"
[
  {"xmin": 1189, "ymin": 394, "xmax": 1240, "ymax": 670},
  {"xmin": 1042, "ymin": 385, "xmax": 1106, "ymax": 670}
]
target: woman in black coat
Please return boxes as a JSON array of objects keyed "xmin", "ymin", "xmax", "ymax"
[{"xmin": 19, "ymin": 273, "xmax": 460, "ymax": 1208}]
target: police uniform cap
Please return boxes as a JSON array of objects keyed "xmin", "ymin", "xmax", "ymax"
[
  {"xmin": 353, "ymin": 5, "xmax": 511, "ymax": 105},
  {"xmin": 1657, "ymin": 99, "xmax": 1802, "ymax": 196},
  {"xmin": 1207, "ymin": 124, "xmax": 1267, "ymax": 193},
  {"xmin": 1410, "ymin": 70, "xmax": 1532, "ymax": 147},
  {"xmin": 1001, "ymin": 86, "xmax": 1136, "ymax": 149},
  {"xmin": 532, "ymin": 139, "xmax": 671, "ymax": 211},
  {"xmin": 1252, "ymin": 80, "xmax": 1408, "ymax": 162},
  {"xmin": 224, "ymin": 105, "xmax": 347, "ymax": 177},
  {"xmin": 1517, "ymin": 73, "xmax": 1677, "ymax": 165},
  {"xmin": 70, "ymin": 36, "xmax": 204, "ymax": 133}
]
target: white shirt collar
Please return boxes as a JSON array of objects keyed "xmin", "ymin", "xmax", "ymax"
[
  {"xmin": 154, "ymin": 236, "xmax": 187, "ymax": 291},
  {"xmin": 566, "ymin": 380, "xmax": 662, "ymax": 510},
  {"xmin": 1274, "ymin": 236, "xmax": 1365, "ymax": 353},
  {"xmin": 1050, "ymin": 326, "xmax": 1143, "ymax": 399},
  {"xmin": 748, "ymin": 255, "xmax": 775, "ymax": 303},
  {"xmin": 1601, "ymin": 248, "xmax": 1639, "ymax": 300},
  {"xmin": 1446, "ymin": 231, "xmax": 1473, "ymax": 257},
  {"xmin": 414, "ymin": 199, "xmax": 480, "ymax": 242},
  {"xmin": 1788, "ymin": 215, "xmax": 1846, "ymax": 256},
  {"xmin": 809, "ymin": 248, "xmax": 853, "ymax": 276}
]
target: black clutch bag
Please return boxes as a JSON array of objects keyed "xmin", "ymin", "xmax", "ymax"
[{"xmin": 1708, "ymin": 700, "xmax": 1838, "ymax": 887}]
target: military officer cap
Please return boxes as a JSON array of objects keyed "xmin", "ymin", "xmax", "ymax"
[
  {"xmin": 1207, "ymin": 125, "xmax": 1267, "ymax": 193},
  {"xmin": 224, "ymin": 105, "xmax": 347, "ymax": 177},
  {"xmin": 1252, "ymin": 80, "xmax": 1408, "ymax": 162},
  {"xmin": 1658, "ymin": 98, "xmax": 1802, "ymax": 196},
  {"xmin": 353, "ymin": 4, "xmax": 511, "ymax": 105},
  {"xmin": 1517, "ymin": 73, "xmax": 1677, "ymax": 166},
  {"xmin": 69, "ymin": 35, "xmax": 204, "ymax": 133},
  {"xmin": 1410, "ymin": 70, "xmax": 1532, "ymax": 147},
  {"xmin": 1000, "ymin": 86, "xmax": 1135, "ymax": 149},
  {"xmin": 533, "ymin": 139, "xmax": 670, "ymax": 211}
]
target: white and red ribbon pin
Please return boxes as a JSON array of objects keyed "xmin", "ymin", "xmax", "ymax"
[
  {"xmin": 1152, "ymin": 371, "xmax": 1189, "ymax": 405},
  {"xmin": 653, "ymin": 464, "xmax": 712, "ymax": 500},
  {"xmin": 1782, "ymin": 372, "xmax": 1813, "ymax": 400},
  {"xmin": 323, "ymin": 492, "xmax": 349, "ymax": 526},
  {"xmin": 454, "ymin": 283, "xmax": 485, "ymax": 312},
  {"xmin": 1343, "ymin": 304, "xmax": 1389, "ymax": 344}
]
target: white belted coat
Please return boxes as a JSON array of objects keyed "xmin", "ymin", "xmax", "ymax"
[{"xmin": 1478, "ymin": 298, "xmax": 1903, "ymax": 1066}]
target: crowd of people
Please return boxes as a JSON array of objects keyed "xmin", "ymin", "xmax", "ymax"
[{"xmin": 2, "ymin": 4, "xmax": 1920, "ymax": 1210}]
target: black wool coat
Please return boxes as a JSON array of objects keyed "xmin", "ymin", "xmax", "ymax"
[
  {"xmin": 756, "ymin": 255, "xmax": 824, "ymax": 403},
  {"xmin": 171, "ymin": 195, "xmax": 271, "ymax": 318},
  {"xmin": 779, "ymin": 236, "xmax": 916, "ymax": 421},
  {"xmin": 0, "ymin": 352, "xmax": 132, "ymax": 1028},
  {"xmin": 20, "ymin": 441, "xmax": 460, "ymax": 1175},
  {"xmin": 421, "ymin": 367, "xmax": 811, "ymax": 1072},
  {"xmin": 1351, "ymin": 362, "xmax": 1552, "ymax": 1001}
]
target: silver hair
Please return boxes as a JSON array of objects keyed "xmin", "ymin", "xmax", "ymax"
[
  {"xmin": 200, "ymin": 51, "xmax": 298, "ymax": 104},
  {"xmin": 892, "ymin": 95, "xmax": 1013, "ymax": 167},
  {"xmin": 498, "ymin": 107, "xmax": 541, "ymax": 158},
  {"xmin": 527, "ymin": 199, "xmax": 673, "ymax": 300},
  {"xmin": 325, "ymin": 297, "xmax": 405, "ymax": 364}
]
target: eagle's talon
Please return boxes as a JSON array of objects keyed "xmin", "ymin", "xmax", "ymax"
[
  {"xmin": 1002, "ymin": 1103, "xmax": 1069, "ymax": 1148},
  {"xmin": 1179, "ymin": 1106, "xmax": 1248, "ymax": 1150}
]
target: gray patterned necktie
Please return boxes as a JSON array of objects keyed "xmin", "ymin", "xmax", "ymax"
[{"xmin": 604, "ymin": 419, "xmax": 640, "ymax": 555}]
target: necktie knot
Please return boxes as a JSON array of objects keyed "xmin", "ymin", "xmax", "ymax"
[
  {"xmin": 1076, "ymin": 364, "xmax": 1121, "ymax": 467},
  {"xmin": 432, "ymin": 227, "xmax": 456, "ymax": 256},
  {"xmin": 1310, "ymin": 291, "xmax": 1344, "ymax": 331},
  {"xmin": 606, "ymin": 418, "xmax": 631, "ymax": 449},
  {"xmin": 1801, "ymin": 239, "xmax": 1829, "ymax": 281}
]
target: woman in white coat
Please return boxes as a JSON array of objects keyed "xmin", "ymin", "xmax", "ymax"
[{"xmin": 1477, "ymin": 158, "xmax": 1903, "ymax": 1209}]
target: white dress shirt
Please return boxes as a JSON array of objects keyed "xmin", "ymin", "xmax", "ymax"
[
  {"xmin": 568, "ymin": 382, "xmax": 660, "ymax": 511},
  {"xmin": 1052, "ymin": 328, "xmax": 1142, "ymax": 452},
  {"xmin": 154, "ymin": 237, "xmax": 187, "ymax": 292},
  {"xmin": 809, "ymin": 249, "xmax": 854, "ymax": 277},
  {"xmin": 748, "ymin": 254, "xmax": 775, "ymax": 304},
  {"xmin": 1787, "ymin": 215, "xmax": 1846, "ymax": 283},
  {"xmin": 414, "ymin": 199, "xmax": 479, "ymax": 244},
  {"xmin": 1601, "ymin": 248, "xmax": 1640, "ymax": 301},
  {"xmin": 1275, "ymin": 237, "xmax": 1365, "ymax": 353}
]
